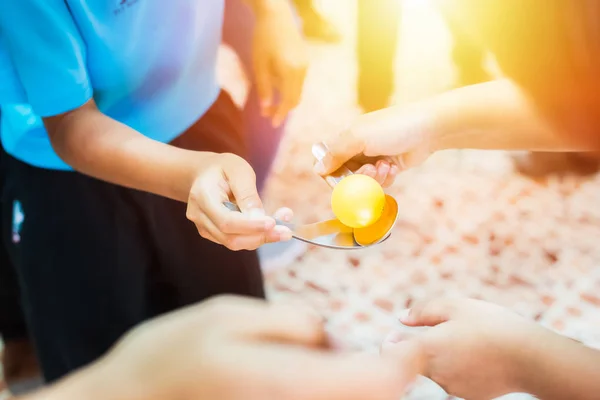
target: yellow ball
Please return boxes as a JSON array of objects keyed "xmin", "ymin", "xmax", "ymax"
[{"xmin": 331, "ymin": 174, "xmax": 386, "ymax": 228}]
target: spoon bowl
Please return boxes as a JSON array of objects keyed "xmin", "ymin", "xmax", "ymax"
[
  {"xmin": 353, "ymin": 194, "xmax": 398, "ymax": 246},
  {"xmin": 311, "ymin": 142, "xmax": 400, "ymax": 246}
]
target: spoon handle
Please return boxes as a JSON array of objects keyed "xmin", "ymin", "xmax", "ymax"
[
  {"xmin": 222, "ymin": 202, "xmax": 294, "ymax": 230},
  {"xmin": 311, "ymin": 142, "xmax": 353, "ymax": 189}
]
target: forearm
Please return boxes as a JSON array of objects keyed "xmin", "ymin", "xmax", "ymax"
[
  {"xmin": 518, "ymin": 330, "xmax": 600, "ymax": 400},
  {"xmin": 427, "ymin": 78, "xmax": 591, "ymax": 152},
  {"xmin": 46, "ymin": 101, "xmax": 216, "ymax": 202}
]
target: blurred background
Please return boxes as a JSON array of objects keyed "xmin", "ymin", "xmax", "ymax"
[
  {"xmin": 220, "ymin": 0, "xmax": 600, "ymax": 398},
  {"xmin": 2, "ymin": 0, "xmax": 600, "ymax": 399}
]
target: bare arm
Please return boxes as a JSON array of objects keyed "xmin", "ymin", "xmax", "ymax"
[
  {"xmin": 430, "ymin": 79, "xmax": 570, "ymax": 151},
  {"xmin": 427, "ymin": 78, "xmax": 595, "ymax": 152},
  {"xmin": 45, "ymin": 99, "xmax": 217, "ymax": 202},
  {"xmin": 323, "ymin": 78, "xmax": 598, "ymax": 175},
  {"xmin": 518, "ymin": 332, "xmax": 600, "ymax": 400}
]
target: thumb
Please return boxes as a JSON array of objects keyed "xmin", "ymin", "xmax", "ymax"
[
  {"xmin": 223, "ymin": 156, "xmax": 264, "ymax": 215},
  {"xmin": 400, "ymin": 298, "xmax": 459, "ymax": 327},
  {"xmin": 401, "ymin": 145, "xmax": 432, "ymax": 171},
  {"xmin": 313, "ymin": 130, "xmax": 365, "ymax": 175}
]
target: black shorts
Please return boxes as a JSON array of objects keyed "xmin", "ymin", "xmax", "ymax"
[
  {"xmin": 0, "ymin": 245, "xmax": 25, "ymax": 342},
  {"xmin": 1, "ymin": 91, "xmax": 264, "ymax": 382},
  {"xmin": 0, "ymin": 135, "xmax": 28, "ymax": 342}
]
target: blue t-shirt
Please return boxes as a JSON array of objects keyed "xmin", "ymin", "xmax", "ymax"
[{"xmin": 0, "ymin": 0, "xmax": 224, "ymax": 170}]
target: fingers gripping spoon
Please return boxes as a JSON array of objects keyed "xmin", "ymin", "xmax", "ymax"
[
  {"xmin": 221, "ymin": 144, "xmax": 399, "ymax": 249},
  {"xmin": 222, "ymin": 202, "xmax": 361, "ymax": 249}
]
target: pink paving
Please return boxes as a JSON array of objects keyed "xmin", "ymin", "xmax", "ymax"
[{"xmin": 221, "ymin": 1, "xmax": 600, "ymax": 398}]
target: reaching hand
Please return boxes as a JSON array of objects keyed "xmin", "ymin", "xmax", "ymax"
[
  {"xmin": 252, "ymin": 1, "xmax": 309, "ymax": 127},
  {"xmin": 382, "ymin": 298, "xmax": 552, "ymax": 399},
  {"xmin": 314, "ymin": 104, "xmax": 437, "ymax": 187},
  {"xmin": 93, "ymin": 296, "xmax": 417, "ymax": 400}
]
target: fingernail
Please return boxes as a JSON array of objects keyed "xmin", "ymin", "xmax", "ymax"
[
  {"xmin": 264, "ymin": 219, "xmax": 276, "ymax": 230},
  {"xmin": 274, "ymin": 225, "xmax": 292, "ymax": 241},
  {"xmin": 282, "ymin": 213, "xmax": 293, "ymax": 222},
  {"xmin": 313, "ymin": 161, "xmax": 326, "ymax": 174},
  {"xmin": 399, "ymin": 309, "xmax": 411, "ymax": 323},
  {"xmin": 364, "ymin": 166, "xmax": 377, "ymax": 176},
  {"xmin": 280, "ymin": 231, "xmax": 292, "ymax": 241}
]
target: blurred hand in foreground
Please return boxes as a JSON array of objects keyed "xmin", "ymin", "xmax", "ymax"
[{"xmin": 31, "ymin": 296, "xmax": 422, "ymax": 400}]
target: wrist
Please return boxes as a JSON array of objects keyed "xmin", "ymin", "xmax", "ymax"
[
  {"xmin": 510, "ymin": 326, "xmax": 571, "ymax": 395},
  {"xmin": 424, "ymin": 90, "xmax": 466, "ymax": 153},
  {"xmin": 389, "ymin": 96, "xmax": 449, "ymax": 154},
  {"xmin": 166, "ymin": 150, "xmax": 220, "ymax": 203},
  {"xmin": 525, "ymin": 336, "xmax": 600, "ymax": 400}
]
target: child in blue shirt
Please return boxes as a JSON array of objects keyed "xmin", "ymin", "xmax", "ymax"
[{"xmin": 0, "ymin": 0, "xmax": 307, "ymax": 382}]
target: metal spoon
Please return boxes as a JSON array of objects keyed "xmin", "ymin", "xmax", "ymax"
[
  {"xmin": 311, "ymin": 142, "xmax": 399, "ymax": 246},
  {"xmin": 220, "ymin": 144, "xmax": 399, "ymax": 249},
  {"xmin": 223, "ymin": 201, "xmax": 370, "ymax": 249}
]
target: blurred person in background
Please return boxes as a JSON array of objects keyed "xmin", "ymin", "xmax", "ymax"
[
  {"xmin": 222, "ymin": 0, "xmax": 312, "ymax": 271},
  {"xmin": 0, "ymin": 0, "xmax": 306, "ymax": 387},
  {"xmin": 317, "ymin": 0, "xmax": 600, "ymax": 178},
  {"xmin": 12, "ymin": 296, "xmax": 421, "ymax": 400},
  {"xmin": 355, "ymin": 0, "xmax": 600, "ymax": 177},
  {"xmin": 356, "ymin": 0, "xmax": 489, "ymax": 114}
]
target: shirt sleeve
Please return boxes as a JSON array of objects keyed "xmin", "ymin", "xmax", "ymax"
[
  {"xmin": 0, "ymin": 41, "xmax": 27, "ymax": 105},
  {"xmin": 0, "ymin": 0, "xmax": 93, "ymax": 117}
]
